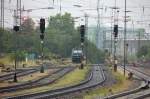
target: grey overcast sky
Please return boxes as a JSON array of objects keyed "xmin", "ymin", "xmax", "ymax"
[{"xmin": 2, "ymin": 0, "xmax": 150, "ymax": 32}]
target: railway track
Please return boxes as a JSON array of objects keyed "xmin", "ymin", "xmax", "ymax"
[
  {"xmin": 0, "ymin": 67, "xmax": 75, "ymax": 93},
  {"xmin": 0, "ymin": 63, "xmax": 58, "ymax": 82},
  {"xmin": 129, "ymin": 66, "xmax": 150, "ymax": 77},
  {"xmin": 0, "ymin": 68, "xmax": 38, "ymax": 82},
  {"xmin": 0, "ymin": 69, "xmax": 23, "ymax": 77},
  {"xmin": 103, "ymin": 65, "xmax": 150, "ymax": 99},
  {"xmin": 122, "ymin": 65, "xmax": 150, "ymax": 81},
  {"xmin": 6, "ymin": 64, "xmax": 106, "ymax": 99}
]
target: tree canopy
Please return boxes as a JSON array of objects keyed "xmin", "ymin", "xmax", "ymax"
[
  {"xmin": 0, "ymin": 13, "xmax": 105, "ymax": 63},
  {"xmin": 137, "ymin": 44, "xmax": 150, "ymax": 60}
]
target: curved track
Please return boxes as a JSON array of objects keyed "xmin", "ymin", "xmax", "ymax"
[
  {"xmin": 0, "ymin": 68, "xmax": 38, "ymax": 82},
  {"xmin": 129, "ymin": 65, "xmax": 150, "ymax": 77},
  {"xmin": 0, "ymin": 63, "xmax": 60, "ymax": 82},
  {"xmin": 104, "ymin": 65, "xmax": 150, "ymax": 99},
  {"xmin": 0, "ymin": 67, "xmax": 75, "ymax": 93},
  {"xmin": 7, "ymin": 64, "xmax": 106, "ymax": 99},
  {"xmin": 121, "ymin": 65, "xmax": 150, "ymax": 81}
]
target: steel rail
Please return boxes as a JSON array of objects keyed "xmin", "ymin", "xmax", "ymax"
[
  {"xmin": 0, "ymin": 68, "xmax": 38, "ymax": 82},
  {"xmin": 7, "ymin": 64, "xmax": 106, "ymax": 99},
  {"xmin": 0, "ymin": 63, "xmax": 60, "ymax": 82},
  {"xmin": 0, "ymin": 67, "xmax": 75, "ymax": 93},
  {"xmin": 103, "ymin": 65, "xmax": 150, "ymax": 99}
]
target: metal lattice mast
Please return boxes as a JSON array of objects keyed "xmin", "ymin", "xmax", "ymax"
[
  {"xmin": 19, "ymin": 0, "xmax": 21, "ymax": 26},
  {"xmin": 96, "ymin": 0, "xmax": 100, "ymax": 48},
  {"xmin": 0, "ymin": 0, "xmax": 4, "ymax": 29},
  {"xmin": 85, "ymin": 13, "xmax": 88, "ymax": 64},
  {"xmin": 16, "ymin": 0, "xmax": 21, "ymax": 26},
  {"xmin": 13, "ymin": 0, "xmax": 21, "ymax": 26},
  {"xmin": 13, "ymin": 0, "xmax": 22, "ymax": 82},
  {"xmin": 110, "ymin": 8, "xmax": 114, "ymax": 55},
  {"xmin": 124, "ymin": 0, "xmax": 127, "ymax": 76}
]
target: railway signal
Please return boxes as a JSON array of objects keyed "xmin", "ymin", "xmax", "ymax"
[
  {"xmin": 80, "ymin": 25, "xmax": 85, "ymax": 69},
  {"xmin": 40, "ymin": 18, "xmax": 45, "ymax": 33},
  {"xmin": 81, "ymin": 38, "xmax": 84, "ymax": 42},
  {"xmin": 113, "ymin": 25, "xmax": 118, "ymax": 72},
  {"xmin": 13, "ymin": 26, "xmax": 20, "ymax": 32},
  {"xmin": 13, "ymin": 25, "xmax": 20, "ymax": 82},
  {"xmin": 80, "ymin": 25, "xmax": 85, "ymax": 43},
  {"xmin": 39, "ymin": 18, "xmax": 45, "ymax": 73},
  {"xmin": 114, "ymin": 25, "xmax": 118, "ymax": 38},
  {"xmin": 40, "ymin": 34, "xmax": 44, "ymax": 40}
]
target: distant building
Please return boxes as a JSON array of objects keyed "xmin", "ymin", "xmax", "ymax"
[{"xmin": 87, "ymin": 26, "xmax": 150, "ymax": 55}]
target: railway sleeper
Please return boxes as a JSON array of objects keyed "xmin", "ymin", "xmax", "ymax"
[{"xmin": 140, "ymin": 80, "xmax": 149, "ymax": 89}]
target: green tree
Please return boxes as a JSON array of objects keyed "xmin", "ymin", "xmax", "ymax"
[
  {"xmin": 0, "ymin": 13, "xmax": 105, "ymax": 63},
  {"xmin": 10, "ymin": 50, "xmax": 26, "ymax": 64},
  {"xmin": 85, "ymin": 41, "xmax": 105, "ymax": 63},
  {"xmin": 46, "ymin": 13, "xmax": 79, "ymax": 57},
  {"xmin": 137, "ymin": 45, "xmax": 148, "ymax": 58},
  {"xmin": 0, "ymin": 28, "xmax": 15, "ymax": 53},
  {"xmin": 21, "ymin": 17, "xmax": 35, "ymax": 35},
  {"xmin": 136, "ymin": 44, "xmax": 150, "ymax": 61},
  {"xmin": 18, "ymin": 17, "xmax": 38, "ymax": 52},
  {"xmin": 45, "ymin": 13, "xmax": 105, "ymax": 63}
]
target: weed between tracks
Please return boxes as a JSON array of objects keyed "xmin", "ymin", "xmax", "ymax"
[
  {"xmin": 0, "ymin": 55, "xmax": 13, "ymax": 65},
  {"xmin": 84, "ymin": 67, "xmax": 132, "ymax": 99},
  {"xmin": 0, "ymin": 66, "xmax": 90, "ymax": 98},
  {"xmin": 0, "ymin": 69, "xmax": 55, "ymax": 88},
  {"xmin": 0, "ymin": 55, "xmax": 38, "ymax": 67}
]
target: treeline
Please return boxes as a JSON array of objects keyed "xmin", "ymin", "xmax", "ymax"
[
  {"xmin": 137, "ymin": 44, "xmax": 150, "ymax": 60},
  {"xmin": 0, "ymin": 13, "xmax": 105, "ymax": 63}
]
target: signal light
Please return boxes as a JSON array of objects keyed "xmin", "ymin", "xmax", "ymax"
[
  {"xmin": 81, "ymin": 37, "xmax": 84, "ymax": 42},
  {"xmin": 40, "ymin": 18, "xmax": 45, "ymax": 33},
  {"xmin": 13, "ymin": 26, "xmax": 19, "ymax": 32},
  {"xmin": 40, "ymin": 34, "xmax": 44, "ymax": 40},
  {"xmin": 114, "ymin": 25, "xmax": 118, "ymax": 37},
  {"xmin": 80, "ymin": 25, "xmax": 85, "ymax": 37}
]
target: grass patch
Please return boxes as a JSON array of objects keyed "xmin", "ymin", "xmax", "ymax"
[
  {"xmin": 84, "ymin": 69, "xmax": 132, "ymax": 99},
  {"xmin": 1, "ymin": 66, "xmax": 91, "ymax": 97},
  {"xmin": 49, "ymin": 66, "xmax": 90, "ymax": 88},
  {"xmin": 17, "ymin": 69, "xmax": 55, "ymax": 82},
  {"xmin": 0, "ymin": 55, "xmax": 39, "ymax": 69},
  {"xmin": 0, "ymin": 55, "xmax": 24, "ymax": 65},
  {"xmin": 0, "ymin": 69, "xmax": 56, "ymax": 88},
  {"xmin": 0, "ymin": 56, "xmax": 12, "ymax": 65},
  {"xmin": 50, "ymin": 58, "xmax": 74, "ymax": 67}
]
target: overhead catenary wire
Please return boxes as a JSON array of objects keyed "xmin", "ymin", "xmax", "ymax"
[{"xmin": 2, "ymin": 0, "xmax": 150, "ymax": 31}]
